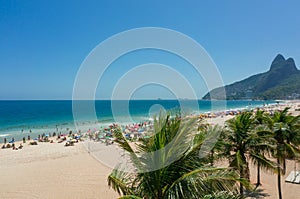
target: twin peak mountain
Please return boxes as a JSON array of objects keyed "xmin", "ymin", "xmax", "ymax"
[{"xmin": 202, "ymin": 54, "xmax": 300, "ymax": 100}]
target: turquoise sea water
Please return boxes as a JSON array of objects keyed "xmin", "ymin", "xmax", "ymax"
[{"xmin": 0, "ymin": 100, "xmax": 275, "ymax": 141}]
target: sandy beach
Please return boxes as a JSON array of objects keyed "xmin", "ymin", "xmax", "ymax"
[
  {"xmin": 0, "ymin": 141, "xmax": 119, "ymax": 199},
  {"xmin": 2, "ymin": 1, "xmax": 300, "ymax": 198},
  {"xmin": 249, "ymin": 159, "xmax": 300, "ymax": 199},
  {"xmin": 1, "ymin": 101, "xmax": 300, "ymax": 199}
]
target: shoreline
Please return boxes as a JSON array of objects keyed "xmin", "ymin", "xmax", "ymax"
[
  {"xmin": 0, "ymin": 101, "xmax": 300, "ymax": 198},
  {"xmin": 0, "ymin": 99, "xmax": 284, "ymax": 144}
]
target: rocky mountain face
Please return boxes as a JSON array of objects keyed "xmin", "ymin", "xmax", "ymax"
[{"xmin": 202, "ymin": 54, "xmax": 300, "ymax": 100}]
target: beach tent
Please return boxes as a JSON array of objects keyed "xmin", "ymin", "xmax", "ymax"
[{"xmin": 285, "ymin": 171, "xmax": 300, "ymax": 184}]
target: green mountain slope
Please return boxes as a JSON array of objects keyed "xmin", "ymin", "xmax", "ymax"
[{"xmin": 202, "ymin": 54, "xmax": 300, "ymax": 100}]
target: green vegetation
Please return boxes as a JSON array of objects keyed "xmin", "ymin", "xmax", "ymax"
[
  {"xmin": 220, "ymin": 112, "xmax": 276, "ymax": 195},
  {"xmin": 107, "ymin": 109, "xmax": 300, "ymax": 199},
  {"xmin": 262, "ymin": 108, "xmax": 300, "ymax": 199},
  {"xmin": 108, "ymin": 114, "xmax": 245, "ymax": 199},
  {"xmin": 203, "ymin": 54, "xmax": 300, "ymax": 100}
]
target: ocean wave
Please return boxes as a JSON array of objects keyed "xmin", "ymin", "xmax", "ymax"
[{"xmin": 0, "ymin": 134, "xmax": 10, "ymax": 137}]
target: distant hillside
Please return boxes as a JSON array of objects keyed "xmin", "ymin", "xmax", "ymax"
[{"xmin": 202, "ymin": 54, "xmax": 300, "ymax": 100}]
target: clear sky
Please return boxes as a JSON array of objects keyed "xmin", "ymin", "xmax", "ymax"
[{"xmin": 1, "ymin": 0, "xmax": 300, "ymax": 99}]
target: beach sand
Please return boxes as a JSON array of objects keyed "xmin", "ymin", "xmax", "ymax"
[
  {"xmin": 0, "ymin": 141, "xmax": 119, "ymax": 199},
  {"xmin": 1, "ymin": 101, "xmax": 300, "ymax": 199},
  {"xmin": 249, "ymin": 159, "xmax": 300, "ymax": 199}
]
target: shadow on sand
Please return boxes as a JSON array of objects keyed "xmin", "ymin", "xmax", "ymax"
[{"xmin": 245, "ymin": 188, "xmax": 270, "ymax": 199}]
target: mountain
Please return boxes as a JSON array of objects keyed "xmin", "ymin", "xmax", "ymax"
[{"xmin": 202, "ymin": 54, "xmax": 300, "ymax": 100}]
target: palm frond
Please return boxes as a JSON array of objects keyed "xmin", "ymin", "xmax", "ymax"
[
  {"xmin": 202, "ymin": 192, "xmax": 244, "ymax": 199},
  {"xmin": 118, "ymin": 196, "xmax": 143, "ymax": 199},
  {"xmin": 108, "ymin": 114, "xmax": 248, "ymax": 198},
  {"xmin": 108, "ymin": 168, "xmax": 135, "ymax": 196},
  {"xmin": 166, "ymin": 167, "xmax": 246, "ymax": 198},
  {"xmin": 283, "ymin": 142, "xmax": 300, "ymax": 159},
  {"xmin": 249, "ymin": 153, "xmax": 278, "ymax": 174}
]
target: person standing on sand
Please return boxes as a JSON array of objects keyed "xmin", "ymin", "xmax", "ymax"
[{"xmin": 4, "ymin": 137, "xmax": 7, "ymax": 144}]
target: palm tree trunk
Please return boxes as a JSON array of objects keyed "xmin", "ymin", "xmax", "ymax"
[
  {"xmin": 210, "ymin": 150, "xmax": 214, "ymax": 166},
  {"xmin": 246, "ymin": 162, "xmax": 250, "ymax": 181},
  {"xmin": 240, "ymin": 168, "xmax": 244, "ymax": 195},
  {"xmin": 240, "ymin": 183, "xmax": 244, "ymax": 196},
  {"xmin": 256, "ymin": 162, "xmax": 261, "ymax": 188},
  {"xmin": 283, "ymin": 158, "xmax": 286, "ymax": 175},
  {"xmin": 277, "ymin": 158, "xmax": 282, "ymax": 199}
]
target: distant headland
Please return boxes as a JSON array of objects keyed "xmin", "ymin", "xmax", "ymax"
[{"xmin": 203, "ymin": 54, "xmax": 300, "ymax": 100}]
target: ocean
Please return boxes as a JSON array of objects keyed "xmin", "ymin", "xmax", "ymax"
[{"xmin": 0, "ymin": 100, "xmax": 275, "ymax": 141}]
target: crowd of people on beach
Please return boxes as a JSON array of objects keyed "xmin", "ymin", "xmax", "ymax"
[
  {"xmin": 1, "ymin": 140, "xmax": 23, "ymax": 150},
  {"xmin": 197, "ymin": 102, "xmax": 289, "ymax": 119},
  {"xmin": 83, "ymin": 121, "xmax": 153, "ymax": 145},
  {"xmin": 0, "ymin": 118, "xmax": 156, "ymax": 151},
  {"xmin": 1, "ymin": 130, "xmax": 84, "ymax": 150},
  {"xmin": 1, "ymin": 101, "xmax": 294, "ymax": 152},
  {"xmin": 0, "ymin": 119, "xmax": 152, "ymax": 150}
]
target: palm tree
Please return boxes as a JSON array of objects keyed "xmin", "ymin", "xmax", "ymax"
[
  {"xmin": 108, "ymin": 114, "xmax": 247, "ymax": 199},
  {"xmin": 253, "ymin": 109, "xmax": 276, "ymax": 188},
  {"xmin": 265, "ymin": 107, "xmax": 300, "ymax": 199},
  {"xmin": 222, "ymin": 111, "xmax": 275, "ymax": 195},
  {"xmin": 197, "ymin": 124, "xmax": 224, "ymax": 167}
]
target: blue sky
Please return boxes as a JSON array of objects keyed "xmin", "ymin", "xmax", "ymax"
[{"xmin": 1, "ymin": 0, "xmax": 300, "ymax": 99}]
